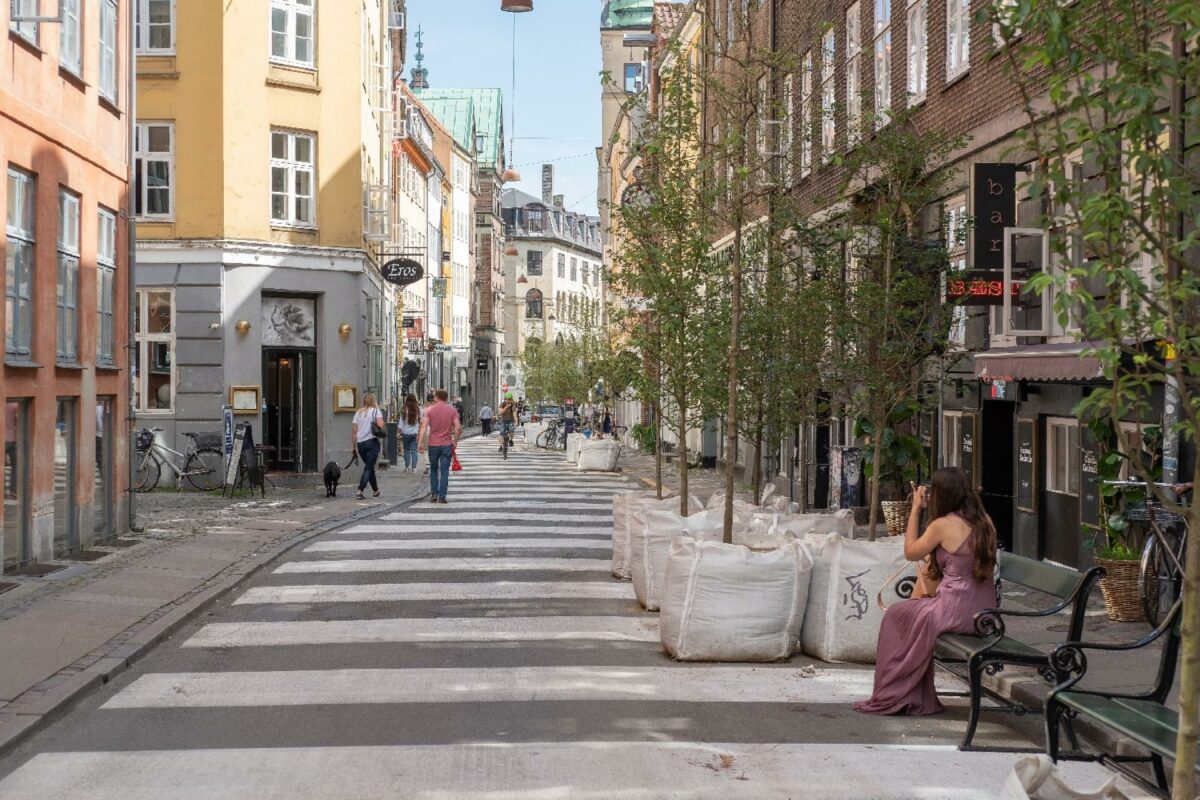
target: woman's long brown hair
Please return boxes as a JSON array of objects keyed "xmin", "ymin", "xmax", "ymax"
[
  {"xmin": 403, "ymin": 393, "xmax": 420, "ymax": 426},
  {"xmin": 924, "ymin": 467, "xmax": 997, "ymax": 582}
]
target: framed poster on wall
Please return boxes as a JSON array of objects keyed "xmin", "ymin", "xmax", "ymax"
[
  {"xmin": 333, "ymin": 385, "xmax": 358, "ymax": 413},
  {"xmin": 229, "ymin": 385, "xmax": 261, "ymax": 415}
]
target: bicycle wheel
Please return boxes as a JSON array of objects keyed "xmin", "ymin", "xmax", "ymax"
[
  {"xmin": 185, "ymin": 448, "xmax": 226, "ymax": 491},
  {"xmin": 502, "ymin": 433, "xmax": 509, "ymax": 460},
  {"xmin": 536, "ymin": 429, "xmax": 554, "ymax": 449},
  {"xmin": 135, "ymin": 451, "xmax": 161, "ymax": 492},
  {"xmin": 1139, "ymin": 532, "xmax": 1181, "ymax": 627}
]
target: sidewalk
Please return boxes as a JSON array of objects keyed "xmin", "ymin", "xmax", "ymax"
[{"xmin": 0, "ymin": 456, "xmax": 431, "ymax": 756}]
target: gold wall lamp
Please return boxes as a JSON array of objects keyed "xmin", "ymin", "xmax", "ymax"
[
  {"xmin": 338, "ymin": 323, "xmax": 352, "ymax": 337},
  {"xmin": 234, "ymin": 319, "xmax": 252, "ymax": 335}
]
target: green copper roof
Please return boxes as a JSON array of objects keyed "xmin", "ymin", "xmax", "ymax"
[
  {"xmin": 601, "ymin": 0, "xmax": 654, "ymax": 30},
  {"xmin": 413, "ymin": 88, "xmax": 505, "ymax": 169}
]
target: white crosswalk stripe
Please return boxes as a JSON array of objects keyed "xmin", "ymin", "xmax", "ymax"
[{"xmin": 0, "ymin": 435, "xmax": 1147, "ymax": 799}]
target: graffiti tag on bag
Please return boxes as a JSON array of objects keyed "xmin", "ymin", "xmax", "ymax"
[{"xmin": 841, "ymin": 569, "xmax": 871, "ymax": 621}]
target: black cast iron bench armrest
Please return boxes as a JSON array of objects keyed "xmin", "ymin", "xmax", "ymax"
[{"xmin": 1050, "ymin": 598, "xmax": 1183, "ymax": 696}]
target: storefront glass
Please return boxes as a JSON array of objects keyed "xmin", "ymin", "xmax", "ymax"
[
  {"xmin": 94, "ymin": 397, "xmax": 114, "ymax": 541},
  {"xmin": 54, "ymin": 398, "xmax": 78, "ymax": 555},
  {"xmin": 3, "ymin": 399, "xmax": 29, "ymax": 572}
]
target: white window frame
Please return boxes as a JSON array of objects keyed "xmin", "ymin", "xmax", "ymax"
[
  {"xmin": 906, "ymin": 0, "xmax": 927, "ymax": 105},
  {"xmin": 1046, "ymin": 417, "xmax": 1080, "ymax": 496},
  {"xmin": 800, "ymin": 50, "xmax": 813, "ymax": 178},
  {"xmin": 56, "ymin": 189, "xmax": 81, "ymax": 363},
  {"xmin": 820, "ymin": 29, "xmax": 836, "ymax": 159},
  {"xmin": 134, "ymin": 288, "xmax": 176, "ymax": 414},
  {"xmin": 945, "ymin": 194, "xmax": 968, "ymax": 346},
  {"xmin": 99, "ymin": 0, "xmax": 118, "ymax": 102},
  {"xmin": 6, "ymin": 167, "xmax": 36, "ymax": 360},
  {"xmin": 946, "ymin": 0, "xmax": 969, "ymax": 80},
  {"xmin": 992, "ymin": 0, "xmax": 1021, "ymax": 47},
  {"xmin": 270, "ymin": 129, "xmax": 316, "ymax": 228},
  {"xmin": 9, "ymin": 0, "xmax": 39, "ymax": 45},
  {"xmin": 97, "ymin": 207, "xmax": 117, "ymax": 366},
  {"xmin": 846, "ymin": 2, "xmax": 862, "ymax": 141},
  {"xmin": 135, "ymin": 122, "xmax": 174, "ymax": 219},
  {"xmin": 782, "ymin": 73, "xmax": 794, "ymax": 185},
  {"xmin": 873, "ymin": 0, "xmax": 892, "ymax": 128},
  {"xmin": 942, "ymin": 411, "xmax": 963, "ymax": 468},
  {"xmin": 270, "ymin": 0, "xmax": 315, "ymax": 69},
  {"xmin": 135, "ymin": 0, "xmax": 175, "ymax": 54},
  {"xmin": 59, "ymin": 0, "xmax": 82, "ymax": 75}
]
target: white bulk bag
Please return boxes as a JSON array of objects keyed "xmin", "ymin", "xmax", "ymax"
[
  {"xmin": 801, "ymin": 533, "xmax": 907, "ymax": 663},
  {"xmin": 524, "ymin": 422, "xmax": 546, "ymax": 446},
  {"xmin": 631, "ymin": 505, "xmax": 721, "ymax": 610},
  {"xmin": 610, "ymin": 492, "xmax": 639, "ymax": 579},
  {"xmin": 660, "ymin": 536, "xmax": 814, "ymax": 661},
  {"xmin": 578, "ymin": 438, "xmax": 621, "ymax": 471},
  {"xmin": 770, "ymin": 511, "xmax": 855, "ymax": 538},
  {"xmin": 618, "ymin": 494, "xmax": 696, "ymax": 580},
  {"xmin": 565, "ymin": 434, "xmax": 582, "ymax": 463}
]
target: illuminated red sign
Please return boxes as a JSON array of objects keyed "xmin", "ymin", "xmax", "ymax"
[{"xmin": 946, "ymin": 272, "xmax": 1023, "ymax": 306}]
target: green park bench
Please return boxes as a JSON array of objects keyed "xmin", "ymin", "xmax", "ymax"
[{"xmin": 1046, "ymin": 598, "xmax": 1192, "ymax": 798}]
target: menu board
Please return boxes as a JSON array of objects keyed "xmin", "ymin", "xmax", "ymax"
[
  {"xmin": 961, "ymin": 413, "xmax": 977, "ymax": 488},
  {"xmin": 1079, "ymin": 425, "xmax": 1102, "ymax": 530},
  {"xmin": 1016, "ymin": 417, "xmax": 1036, "ymax": 513}
]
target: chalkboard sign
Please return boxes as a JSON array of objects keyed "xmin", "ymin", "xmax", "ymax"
[
  {"xmin": 961, "ymin": 413, "xmax": 977, "ymax": 488},
  {"xmin": 222, "ymin": 424, "xmax": 260, "ymax": 496},
  {"xmin": 1016, "ymin": 417, "xmax": 1036, "ymax": 513},
  {"xmin": 1079, "ymin": 425, "xmax": 1102, "ymax": 530},
  {"xmin": 919, "ymin": 411, "xmax": 936, "ymax": 483}
]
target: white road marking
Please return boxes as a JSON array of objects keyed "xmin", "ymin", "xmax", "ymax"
[
  {"xmin": 103, "ymin": 665, "xmax": 880, "ymax": 708},
  {"xmin": 340, "ymin": 524, "xmax": 611, "ymax": 536},
  {"xmin": 276, "ymin": 557, "xmax": 608, "ymax": 574},
  {"xmin": 0, "ymin": 743, "xmax": 1146, "ymax": 800},
  {"xmin": 232, "ymin": 581, "xmax": 631, "ymax": 605},
  {"xmin": 182, "ymin": 616, "xmax": 659, "ymax": 647},
  {"xmin": 380, "ymin": 512, "xmax": 611, "ymax": 523},
  {"xmin": 410, "ymin": 502, "xmax": 616, "ymax": 511},
  {"xmin": 305, "ymin": 539, "xmax": 611, "ymax": 553}
]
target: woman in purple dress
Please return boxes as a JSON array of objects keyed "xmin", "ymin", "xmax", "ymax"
[{"xmin": 854, "ymin": 467, "xmax": 998, "ymax": 716}]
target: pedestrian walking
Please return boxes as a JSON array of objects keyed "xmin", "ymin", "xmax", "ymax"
[
  {"xmin": 351, "ymin": 392, "xmax": 386, "ymax": 500},
  {"xmin": 418, "ymin": 389, "xmax": 462, "ymax": 504},
  {"xmin": 479, "ymin": 402, "xmax": 494, "ymax": 436},
  {"xmin": 398, "ymin": 393, "xmax": 421, "ymax": 473},
  {"xmin": 453, "ymin": 397, "xmax": 465, "ymax": 425}
]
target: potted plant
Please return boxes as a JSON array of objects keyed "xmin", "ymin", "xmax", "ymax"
[
  {"xmin": 855, "ymin": 399, "xmax": 927, "ymax": 536},
  {"xmin": 1089, "ymin": 418, "xmax": 1152, "ymax": 622}
]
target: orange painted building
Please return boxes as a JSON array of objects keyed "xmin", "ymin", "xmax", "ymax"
[{"xmin": 1, "ymin": 0, "xmax": 132, "ymax": 573}]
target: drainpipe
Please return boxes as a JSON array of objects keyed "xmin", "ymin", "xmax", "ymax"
[{"xmin": 125, "ymin": 0, "xmax": 142, "ymax": 533}]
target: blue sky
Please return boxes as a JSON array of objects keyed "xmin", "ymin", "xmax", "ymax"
[{"xmin": 404, "ymin": 1, "xmax": 603, "ymax": 216}]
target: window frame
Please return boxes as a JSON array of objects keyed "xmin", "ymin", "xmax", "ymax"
[
  {"xmin": 942, "ymin": 411, "xmax": 963, "ymax": 468},
  {"xmin": 1045, "ymin": 416, "xmax": 1080, "ymax": 496},
  {"xmin": 820, "ymin": 29, "xmax": 836, "ymax": 159},
  {"xmin": 525, "ymin": 288, "xmax": 543, "ymax": 319},
  {"xmin": 269, "ymin": 0, "xmax": 316, "ymax": 69},
  {"xmin": 846, "ymin": 2, "xmax": 862, "ymax": 140},
  {"xmin": 99, "ymin": 0, "xmax": 118, "ymax": 102},
  {"xmin": 96, "ymin": 206, "xmax": 117, "ymax": 366},
  {"xmin": 800, "ymin": 50, "xmax": 813, "ymax": 178},
  {"xmin": 5, "ymin": 167, "xmax": 36, "ymax": 360},
  {"xmin": 56, "ymin": 189, "xmax": 81, "ymax": 364},
  {"xmin": 906, "ymin": 0, "xmax": 928, "ymax": 105},
  {"xmin": 135, "ymin": 0, "xmax": 176, "ymax": 55},
  {"xmin": 270, "ymin": 129, "xmax": 317, "ymax": 229},
  {"xmin": 59, "ymin": 0, "xmax": 82, "ymax": 75},
  {"xmin": 945, "ymin": 0, "xmax": 969, "ymax": 80},
  {"xmin": 135, "ymin": 122, "xmax": 175, "ymax": 220},
  {"xmin": 526, "ymin": 249, "xmax": 543, "ymax": 276},
  {"xmin": 134, "ymin": 288, "xmax": 176, "ymax": 414},
  {"xmin": 873, "ymin": 0, "xmax": 893, "ymax": 128},
  {"xmin": 9, "ymin": 0, "xmax": 39, "ymax": 46}
]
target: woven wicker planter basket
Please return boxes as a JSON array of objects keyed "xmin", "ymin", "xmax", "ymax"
[
  {"xmin": 1095, "ymin": 557, "xmax": 1144, "ymax": 622},
  {"xmin": 881, "ymin": 500, "xmax": 912, "ymax": 536}
]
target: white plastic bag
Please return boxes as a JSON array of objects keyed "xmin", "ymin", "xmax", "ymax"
[
  {"xmin": 578, "ymin": 438, "xmax": 621, "ymax": 471},
  {"xmin": 632, "ymin": 507, "xmax": 728, "ymax": 610},
  {"xmin": 801, "ymin": 533, "xmax": 907, "ymax": 663},
  {"xmin": 660, "ymin": 536, "xmax": 814, "ymax": 661},
  {"xmin": 999, "ymin": 756, "xmax": 1129, "ymax": 800}
]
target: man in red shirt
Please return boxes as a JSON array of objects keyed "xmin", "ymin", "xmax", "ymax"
[{"xmin": 418, "ymin": 389, "xmax": 462, "ymax": 504}]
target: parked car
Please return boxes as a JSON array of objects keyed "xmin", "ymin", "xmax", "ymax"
[{"xmin": 530, "ymin": 404, "xmax": 563, "ymax": 423}]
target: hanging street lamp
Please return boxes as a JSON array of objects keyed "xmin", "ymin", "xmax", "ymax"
[{"xmin": 501, "ymin": 0, "xmax": 533, "ymax": 11}]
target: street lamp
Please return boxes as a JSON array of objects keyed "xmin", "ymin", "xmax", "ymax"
[{"xmin": 501, "ymin": 0, "xmax": 533, "ymax": 10}]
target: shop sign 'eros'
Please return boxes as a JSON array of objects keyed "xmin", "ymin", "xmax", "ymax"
[
  {"xmin": 972, "ymin": 163, "xmax": 1018, "ymax": 270},
  {"xmin": 382, "ymin": 258, "xmax": 424, "ymax": 287},
  {"xmin": 945, "ymin": 271, "xmax": 1024, "ymax": 306}
]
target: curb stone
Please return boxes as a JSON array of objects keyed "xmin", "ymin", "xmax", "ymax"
[{"xmin": 0, "ymin": 478, "xmax": 431, "ymax": 759}]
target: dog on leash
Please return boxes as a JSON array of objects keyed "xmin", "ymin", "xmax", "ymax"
[{"xmin": 322, "ymin": 461, "xmax": 342, "ymax": 497}]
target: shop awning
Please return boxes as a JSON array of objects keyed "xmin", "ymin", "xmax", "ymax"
[{"xmin": 974, "ymin": 342, "xmax": 1105, "ymax": 382}]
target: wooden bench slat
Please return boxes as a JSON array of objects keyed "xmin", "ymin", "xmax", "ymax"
[
  {"xmin": 1057, "ymin": 692, "xmax": 1187, "ymax": 761},
  {"xmin": 997, "ymin": 551, "xmax": 1081, "ymax": 598},
  {"xmin": 937, "ymin": 633, "xmax": 1044, "ymax": 661}
]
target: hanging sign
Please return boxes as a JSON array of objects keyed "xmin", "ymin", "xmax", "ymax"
[
  {"xmin": 475, "ymin": 357, "xmax": 488, "ymax": 370},
  {"xmin": 382, "ymin": 258, "xmax": 424, "ymax": 287},
  {"xmin": 431, "ymin": 277, "xmax": 447, "ymax": 298},
  {"xmin": 972, "ymin": 163, "xmax": 1019, "ymax": 270},
  {"xmin": 946, "ymin": 271, "xmax": 1024, "ymax": 306}
]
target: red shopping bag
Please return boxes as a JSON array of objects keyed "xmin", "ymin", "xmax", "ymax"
[{"xmin": 451, "ymin": 446, "xmax": 462, "ymax": 472}]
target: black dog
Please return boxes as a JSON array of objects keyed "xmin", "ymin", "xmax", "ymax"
[{"xmin": 322, "ymin": 461, "xmax": 342, "ymax": 497}]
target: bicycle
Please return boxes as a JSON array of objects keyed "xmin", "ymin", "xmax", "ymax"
[
  {"xmin": 1103, "ymin": 479, "xmax": 1191, "ymax": 626},
  {"xmin": 499, "ymin": 421, "xmax": 514, "ymax": 460},
  {"xmin": 536, "ymin": 418, "xmax": 567, "ymax": 450},
  {"xmin": 134, "ymin": 427, "xmax": 226, "ymax": 492}
]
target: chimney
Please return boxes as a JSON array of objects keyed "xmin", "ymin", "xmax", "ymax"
[
  {"xmin": 541, "ymin": 164, "xmax": 554, "ymax": 205},
  {"xmin": 553, "ymin": 194, "xmax": 564, "ymax": 209}
]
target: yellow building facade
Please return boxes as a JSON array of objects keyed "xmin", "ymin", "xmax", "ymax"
[{"xmin": 135, "ymin": 0, "xmax": 402, "ymax": 473}]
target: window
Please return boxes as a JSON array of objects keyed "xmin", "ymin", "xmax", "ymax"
[
  {"xmin": 623, "ymin": 63, "xmax": 644, "ymax": 93},
  {"xmin": 581, "ymin": 262, "xmax": 589, "ymax": 285},
  {"xmin": 99, "ymin": 0, "xmax": 118, "ymax": 102},
  {"xmin": 1046, "ymin": 417, "xmax": 1080, "ymax": 495},
  {"xmin": 270, "ymin": 0, "xmax": 314, "ymax": 67},
  {"xmin": 942, "ymin": 411, "xmax": 962, "ymax": 468},
  {"xmin": 800, "ymin": 50, "xmax": 813, "ymax": 177},
  {"xmin": 874, "ymin": 0, "xmax": 892, "ymax": 127},
  {"xmin": 526, "ymin": 250, "xmax": 543, "ymax": 276},
  {"xmin": 946, "ymin": 0, "xmax": 969, "ymax": 79},
  {"xmin": 906, "ymin": 0, "xmax": 928, "ymax": 104},
  {"xmin": 570, "ymin": 257, "xmax": 577, "ymax": 282},
  {"xmin": 135, "ymin": 122, "xmax": 174, "ymax": 218},
  {"xmin": 97, "ymin": 208, "xmax": 117, "ymax": 365},
  {"xmin": 60, "ymin": 0, "xmax": 81, "ymax": 74},
  {"xmin": 525, "ymin": 207, "xmax": 544, "ymax": 232},
  {"xmin": 992, "ymin": 0, "xmax": 1021, "ymax": 46},
  {"xmin": 270, "ymin": 130, "xmax": 315, "ymax": 227},
  {"xmin": 136, "ymin": 0, "xmax": 175, "ymax": 53},
  {"xmin": 557, "ymin": 253, "xmax": 565, "ymax": 278},
  {"xmin": 56, "ymin": 190, "xmax": 80, "ymax": 363},
  {"xmin": 9, "ymin": 0, "xmax": 38, "ymax": 44},
  {"xmin": 782, "ymin": 73, "xmax": 794, "ymax": 184},
  {"xmin": 846, "ymin": 2, "xmax": 862, "ymax": 138},
  {"xmin": 594, "ymin": 264, "xmax": 600, "ymax": 287},
  {"xmin": 5, "ymin": 168, "xmax": 35, "ymax": 359},
  {"xmin": 134, "ymin": 289, "xmax": 174, "ymax": 412},
  {"xmin": 3, "ymin": 398, "xmax": 30, "ymax": 571},
  {"xmin": 820, "ymin": 30, "xmax": 836, "ymax": 158},
  {"xmin": 525, "ymin": 288, "xmax": 543, "ymax": 319},
  {"xmin": 945, "ymin": 195, "xmax": 968, "ymax": 347}
]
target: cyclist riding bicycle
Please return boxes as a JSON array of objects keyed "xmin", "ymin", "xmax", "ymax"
[{"xmin": 497, "ymin": 394, "xmax": 517, "ymax": 453}]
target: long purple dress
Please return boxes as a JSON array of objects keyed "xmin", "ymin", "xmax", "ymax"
[{"xmin": 853, "ymin": 537, "xmax": 996, "ymax": 715}]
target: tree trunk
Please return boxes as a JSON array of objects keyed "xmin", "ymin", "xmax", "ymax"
[
  {"xmin": 867, "ymin": 419, "xmax": 883, "ymax": 542},
  {"xmin": 751, "ymin": 401, "xmax": 765, "ymax": 505},
  {"xmin": 1172, "ymin": 458, "xmax": 1200, "ymax": 798},
  {"xmin": 723, "ymin": 224, "xmax": 743, "ymax": 544},
  {"xmin": 678, "ymin": 396, "xmax": 689, "ymax": 517},
  {"xmin": 654, "ymin": 399, "xmax": 663, "ymax": 501}
]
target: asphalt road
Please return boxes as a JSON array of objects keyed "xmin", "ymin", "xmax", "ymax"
[{"xmin": 0, "ymin": 436, "xmax": 1146, "ymax": 798}]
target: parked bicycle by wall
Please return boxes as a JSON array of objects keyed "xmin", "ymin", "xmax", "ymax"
[
  {"xmin": 1102, "ymin": 479, "xmax": 1192, "ymax": 626},
  {"xmin": 134, "ymin": 427, "xmax": 225, "ymax": 492}
]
